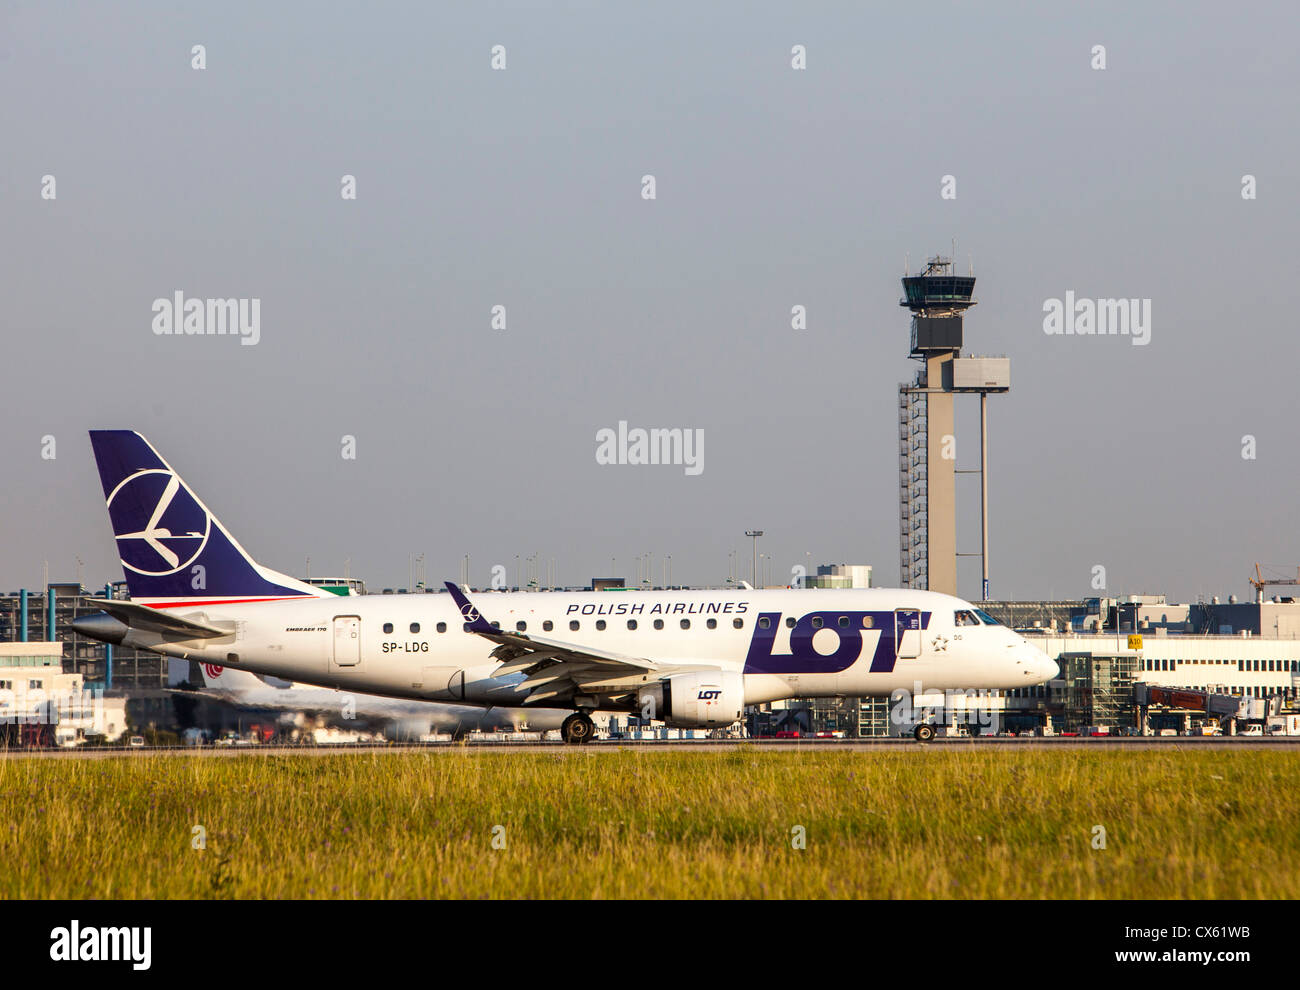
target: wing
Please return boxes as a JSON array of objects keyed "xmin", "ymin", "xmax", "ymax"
[{"xmin": 444, "ymin": 582, "xmax": 667, "ymax": 705}]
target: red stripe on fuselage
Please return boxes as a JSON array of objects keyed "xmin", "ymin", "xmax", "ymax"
[{"xmin": 142, "ymin": 596, "xmax": 316, "ymax": 609}]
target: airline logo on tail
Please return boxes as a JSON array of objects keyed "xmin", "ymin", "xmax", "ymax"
[{"xmin": 109, "ymin": 470, "xmax": 210, "ymax": 575}]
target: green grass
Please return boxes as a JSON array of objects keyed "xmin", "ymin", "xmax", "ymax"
[{"xmin": 2, "ymin": 748, "xmax": 1297, "ymax": 898}]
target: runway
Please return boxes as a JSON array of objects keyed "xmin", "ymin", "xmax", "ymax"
[{"xmin": 5, "ymin": 736, "xmax": 1300, "ymax": 758}]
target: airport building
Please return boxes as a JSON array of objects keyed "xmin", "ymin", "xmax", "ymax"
[
  {"xmin": 804, "ymin": 564, "xmax": 872, "ymax": 589},
  {"xmin": 0, "ymin": 583, "xmax": 167, "ymax": 690},
  {"xmin": 0, "ymin": 641, "xmax": 128, "ymax": 746}
]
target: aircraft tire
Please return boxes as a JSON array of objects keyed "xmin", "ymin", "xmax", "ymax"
[
  {"xmin": 914, "ymin": 723, "xmax": 935, "ymax": 743},
  {"xmin": 562, "ymin": 713, "xmax": 595, "ymax": 745}
]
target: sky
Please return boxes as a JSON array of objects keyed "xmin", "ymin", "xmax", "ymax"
[{"xmin": 2, "ymin": 1, "xmax": 1298, "ymax": 603}]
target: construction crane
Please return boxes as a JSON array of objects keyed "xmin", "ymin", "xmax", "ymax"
[{"xmin": 1250, "ymin": 563, "xmax": 1300, "ymax": 604}]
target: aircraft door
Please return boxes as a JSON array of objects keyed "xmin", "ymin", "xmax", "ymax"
[
  {"xmin": 895, "ymin": 609, "xmax": 921, "ymax": 659},
  {"xmin": 333, "ymin": 616, "xmax": 361, "ymax": 667}
]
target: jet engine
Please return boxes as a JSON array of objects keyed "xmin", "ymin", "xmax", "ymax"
[{"xmin": 637, "ymin": 670, "xmax": 744, "ymax": 729}]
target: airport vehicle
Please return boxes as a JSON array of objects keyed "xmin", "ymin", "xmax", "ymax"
[
  {"xmin": 194, "ymin": 659, "xmax": 568, "ymax": 740},
  {"xmin": 73, "ymin": 431, "xmax": 1059, "ymax": 744},
  {"xmin": 1268, "ymin": 714, "xmax": 1300, "ymax": 736}
]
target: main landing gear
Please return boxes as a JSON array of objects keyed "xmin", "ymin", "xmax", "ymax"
[
  {"xmin": 562, "ymin": 712, "xmax": 596, "ymax": 745},
  {"xmin": 913, "ymin": 723, "xmax": 936, "ymax": 742}
]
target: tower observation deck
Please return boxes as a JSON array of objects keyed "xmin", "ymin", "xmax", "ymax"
[{"xmin": 901, "ymin": 256, "xmax": 976, "ymax": 354}]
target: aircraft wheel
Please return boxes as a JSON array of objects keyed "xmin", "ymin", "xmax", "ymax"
[
  {"xmin": 562, "ymin": 712, "xmax": 595, "ymax": 745},
  {"xmin": 914, "ymin": 723, "xmax": 935, "ymax": 743}
]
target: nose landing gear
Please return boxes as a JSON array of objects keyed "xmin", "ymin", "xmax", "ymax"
[{"xmin": 913, "ymin": 723, "xmax": 936, "ymax": 742}]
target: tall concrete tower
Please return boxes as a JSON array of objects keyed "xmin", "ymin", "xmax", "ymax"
[{"xmin": 898, "ymin": 256, "xmax": 1008, "ymax": 598}]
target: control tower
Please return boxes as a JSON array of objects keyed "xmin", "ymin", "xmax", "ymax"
[{"xmin": 898, "ymin": 255, "xmax": 1009, "ymax": 598}]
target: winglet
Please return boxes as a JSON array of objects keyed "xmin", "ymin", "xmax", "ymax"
[{"xmin": 444, "ymin": 581, "xmax": 496, "ymax": 633}]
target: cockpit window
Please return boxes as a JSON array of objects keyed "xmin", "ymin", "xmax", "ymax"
[
  {"xmin": 954, "ymin": 610, "xmax": 980, "ymax": 627},
  {"xmin": 973, "ymin": 609, "xmax": 1002, "ymax": 626}
]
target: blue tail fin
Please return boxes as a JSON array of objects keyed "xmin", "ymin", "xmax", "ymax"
[{"xmin": 88, "ymin": 430, "xmax": 327, "ymax": 603}]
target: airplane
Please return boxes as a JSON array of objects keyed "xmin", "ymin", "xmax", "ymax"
[
  {"xmin": 73, "ymin": 430, "xmax": 1059, "ymax": 744},
  {"xmin": 191, "ymin": 661, "xmax": 569, "ymax": 741}
]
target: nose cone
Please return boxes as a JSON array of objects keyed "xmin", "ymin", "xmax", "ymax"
[
  {"xmin": 71, "ymin": 611, "xmax": 129, "ymax": 645},
  {"xmin": 1022, "ymin": 640, "xmax": 1058, "ymax": 682}
]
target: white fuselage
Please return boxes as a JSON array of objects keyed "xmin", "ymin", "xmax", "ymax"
[{"xmin": 134, "ymin": 587, "xmax": 1058, "ymax": 715}]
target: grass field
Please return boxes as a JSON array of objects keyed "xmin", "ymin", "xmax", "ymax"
[{"xmin": 2, "ymin": 747, "xmax": 1297, "ymax": 899}]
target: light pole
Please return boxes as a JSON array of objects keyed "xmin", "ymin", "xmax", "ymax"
[{"xmin": 745, "ymin": 531, "xmax": 763, "ymax": 589}]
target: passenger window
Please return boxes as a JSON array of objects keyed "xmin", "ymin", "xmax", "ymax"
[
  {"xmin": 838, "ymin": 616, "xmax": 849, "ymax": 628},
  {"xmin": 410, "ymin": 622, "xmax": 420, "ymax": 634},
  {"xmin": 811, "ymin": 616, "xmax": 823, "ymax": 630},
  {"xmin": 654, "ymin": 619, "xmax": 664, "ymax": 630},
  {"xmin": 569, "ymin": 620, "xmax": 580, "ymax": 631},
  {"xmin": 516, "ymin": 621, "xmax": 527, "ymax": 631},
  {"xmin": 627, "ymin": 619, "xmax": 638, "ymax": 630},
  {"xmin": 733, "ymin": 618, "xmax": 744, "ymax": 629},
  {"xmin": 680, "ymin": 619, "xmax": 690, "ymax": 630},
  {"xmin": 759, "ymin": 616, "xmax": 771, "ymax": 629},
  {"xmin": 707, "ymin": 618, "xmax": 717, "ymax": 629},
  {"xmin": 786, "ymin": 617, "xmax": 796, "ymax": 628},
  {"xmin": 436, "ymin": 622, "xmax": 446, "ymax": 633},
  {"xmin": 596, "ymin": 620, "xmax": 606, "ymax": 631},
  {"xmin": 490, "ymin": 621, "xmax": 500, "ymax": 629},
  {"xmin": 543, "ymin": 620, "xmax": 553, "ymax": 632},
  {"xmin": 383, "ymin": 622, "xmax": 393, "ymax": 634},
  {"xmin": 862, "ymin": 616, "xmax": 874, "ymax": 629}
]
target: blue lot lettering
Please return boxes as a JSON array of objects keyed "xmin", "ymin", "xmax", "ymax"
[
  {"xmin": 742, "ymin": 611, "xmax": 930, "ymax": 675},
  {"xmin": 697, "ymin": 689, "xmax": 722, "ymax": 700}
]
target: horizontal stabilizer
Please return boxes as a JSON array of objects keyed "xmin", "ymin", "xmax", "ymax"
[{"xmin": 83, "ymin": 598, "xmax": 230, "ymax": 639}]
